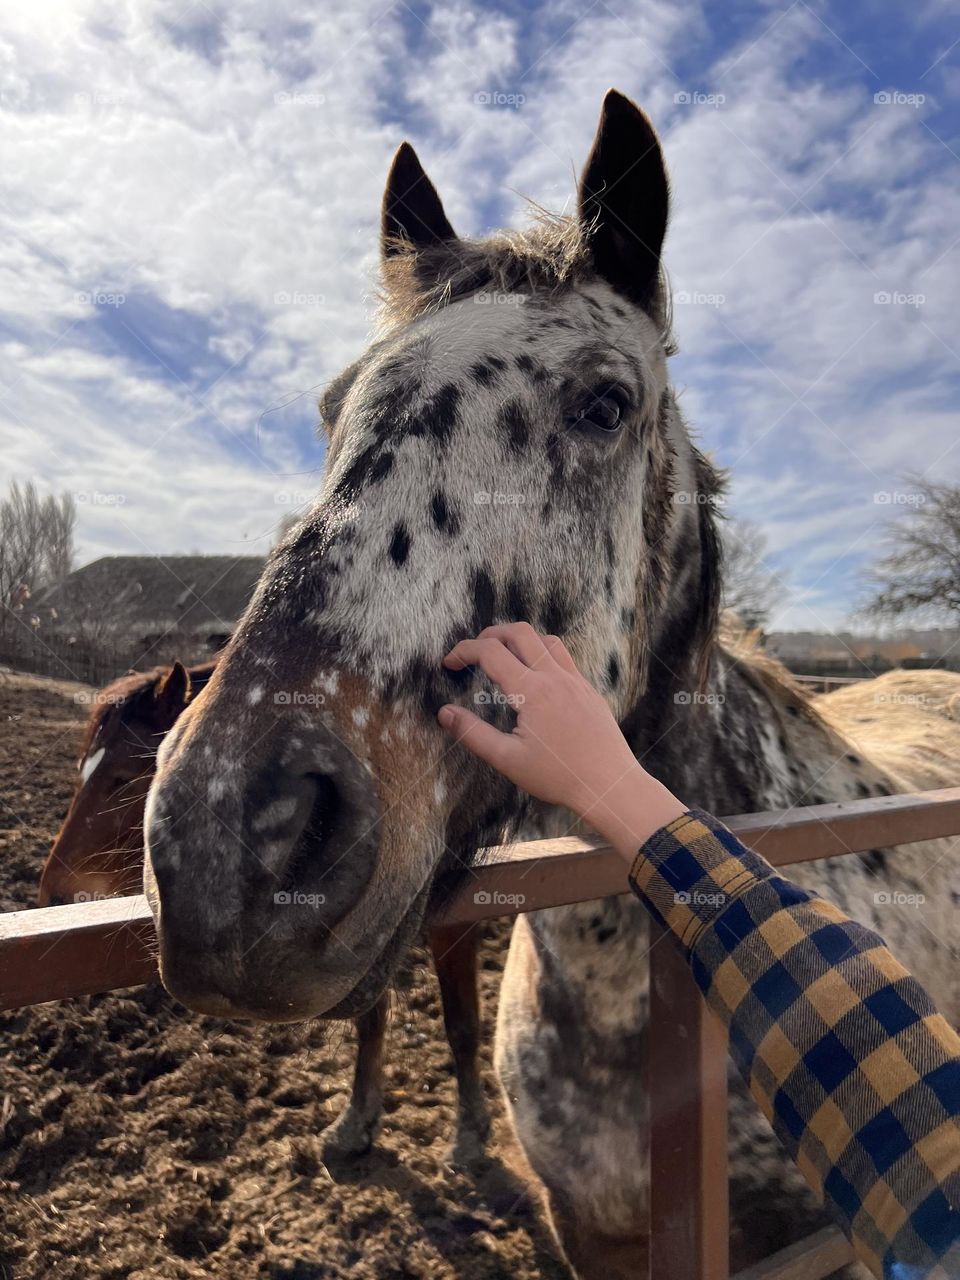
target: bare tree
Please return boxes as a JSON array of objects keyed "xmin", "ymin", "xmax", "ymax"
[
  {"xmin": 0, "ymin": 481, "xmax": 77, "ymax": 637},
  {"xmin": 44, "ymin": 492, "xmax": 76, "ymax": 584},
  {"xmin": 863, "ymin": 476, "xmax": 960, "ymax": 624},
  {"xmin": 722, "ymin": 518, "xmax": 786, "ymax": 633}
]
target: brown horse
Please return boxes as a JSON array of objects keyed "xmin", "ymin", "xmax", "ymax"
[{"xmin": 40, "ymin": 659, "xmax": 488, "ymax": 1160}]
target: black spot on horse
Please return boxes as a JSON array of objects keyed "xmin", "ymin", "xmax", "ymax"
[
  {"xmin": 544, "ymin": 432, "xmax": 565, "ymax": 489},
  {"xmin": 607, "ymin": 653, "xmax": 620, "ymax": 689},
  {"xmin": 498, "ymin": 400, "xmax": 529, "ymax": 453},
  {"xmin": 335, "ymin": 444, "xmax": 382, "ymax": 499},
  {"xmin": 389, "ymin": 524, "xmax": 411, "ymax": 566},
  {"xmin": 855, "ymin": 781, "xmax": 871, "ymax": 798},
  {"xmin": 431, "ymin": 490, "xmax": 460, "ymax": 535},
  {"xmin": 470, "ymin": 361, "xmax": 498, "ymax": 387},
  {"xmin": 422, "ymin": 383, "xmax": 462, "ymax": 445},
  {"xmin": 540, "ymin": 587, "xmax": 569, "ymax": 636},
  {"xmin": 472, "ymin": 568, "xmax": 497, "ymax": 632},
  {"xmin": 506, "ymin": 574, "xmax": 531, "ymax": 622},
  {"xmin": 513, "ymin": 353, "xmax": 550, "ymax": 384},
  {"xmin": 846, "ymin": 753, "xmax": 862, "ymax": 767},
  {"xmin": 485, "ymin": 354, "xmax": 508, "ymax": 371},
  {"xmin": 369, "ymin": 450, "xmax": 394, "ymax": 483},
  {"xmin": 368, "ymin": 375, "xmax": 422, "ymax": 441}
]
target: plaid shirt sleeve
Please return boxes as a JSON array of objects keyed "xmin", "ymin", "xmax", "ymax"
[{"xmin": 628, "ymin": 808, "xmax": 960, "ymax": 1280}]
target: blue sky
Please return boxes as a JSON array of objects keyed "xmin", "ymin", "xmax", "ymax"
[{"xmin": 2, "ymin": 0, "xmax": 958, "ymax": 629}]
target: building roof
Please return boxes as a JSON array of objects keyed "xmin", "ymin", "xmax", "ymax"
[{"xmin": 35, "ymin": 555, "xmax": 266, "ymax": 636}]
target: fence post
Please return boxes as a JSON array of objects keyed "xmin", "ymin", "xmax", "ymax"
[{"xmin": 649, "ymin": 925, "xmax": 729, "ymax": 1280}]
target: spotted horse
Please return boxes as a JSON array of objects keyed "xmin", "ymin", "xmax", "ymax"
[
  {"xmin": 143, "ymin": 91, "xmax": 960, "ymax": 1277},
  {"xmin": 40, "ymin": 659, "xmax": 489, "ymax": 1160}
]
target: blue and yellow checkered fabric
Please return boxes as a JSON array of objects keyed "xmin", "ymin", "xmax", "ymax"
[{"xmin": 629, "ymin": 809, "xmax": 960, "ymax": 1280}]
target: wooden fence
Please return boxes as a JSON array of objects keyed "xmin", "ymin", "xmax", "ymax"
[
  {"xmin": 0, "ymin": 628, "xmax": 216, "ymax": 688},
  {"xmin": 3, "ymin": 787, "xmax": 960, "ymax": 1279}
]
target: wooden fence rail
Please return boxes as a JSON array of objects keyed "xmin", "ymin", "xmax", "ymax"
[{"xmin": 3, "ymin": 786, "xmax": 960, "ymax": 1280}]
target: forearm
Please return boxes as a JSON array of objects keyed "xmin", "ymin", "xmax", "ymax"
[
  {"xmin": 576, "ymin": 763, "xmax": 687, "ymax": 856},
  {"xmin": 628, "ymin": 808, "xmax": 960, "ymax": 1280}
]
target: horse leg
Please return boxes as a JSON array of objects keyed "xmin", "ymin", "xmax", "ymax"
[
  {"xmin": 321, "ymin": 992, "xmax": 389, "ymax": 1157},
  {"xmin": 495, "ymin": 910, "xmax": 651, "ymax": 1280},
  {"xmin": 429, "ymin": 922, "xmax": 490, "ymax": 1164}
]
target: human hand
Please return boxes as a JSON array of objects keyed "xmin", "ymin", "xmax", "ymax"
[{"xmin": 437, "ymin": 623, "xmax": 685, "ymax": 855}]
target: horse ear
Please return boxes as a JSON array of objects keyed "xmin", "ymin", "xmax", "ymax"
[
  {"xmin": 154, "ymin": 661, "xmax": 191, "ymax": 726},
  {"xmin": 578, "ymin": 89, "xmax": 669, "ymax": 309},
  {"xmin": 381, "ymin": 142, "xmax": 457, "ymax": 259}
]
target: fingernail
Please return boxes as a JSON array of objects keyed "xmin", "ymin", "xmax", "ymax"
[{"xmin": 438, "ymin": 705, "xmax": 456, "ymax": 728}]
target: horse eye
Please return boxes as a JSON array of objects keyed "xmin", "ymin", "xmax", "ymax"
[{"xmin": 570, "ymin": 385, "xmax": 630, "ymax": 435}]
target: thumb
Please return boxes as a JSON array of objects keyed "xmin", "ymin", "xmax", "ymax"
[{"xmin": 438, "ymin": 704, "xmax": 519, "ymax": 776}]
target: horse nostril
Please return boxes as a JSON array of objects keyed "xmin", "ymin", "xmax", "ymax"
[{"xmin": 279, "ymin": 773, "xmax": 343, "ymax": 892}]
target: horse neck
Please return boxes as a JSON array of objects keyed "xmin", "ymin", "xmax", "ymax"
[{"xmin": 626, "ymin": 642, "xmax": 810, "ymax": 817}]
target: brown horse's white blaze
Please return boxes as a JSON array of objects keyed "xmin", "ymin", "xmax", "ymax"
[{"xmin": 144, "ymin": 90, "xmax": 960, "ymax": 1276}]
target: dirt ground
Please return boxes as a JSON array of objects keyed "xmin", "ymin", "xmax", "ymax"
[{"xmin": 0, "ymin": 671, "xmax": 569, "ymax": 1280}]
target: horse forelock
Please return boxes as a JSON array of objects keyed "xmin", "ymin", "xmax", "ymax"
[{"xmin": 376, "ymin": 211, "xmax": 674, "ymax": 344}]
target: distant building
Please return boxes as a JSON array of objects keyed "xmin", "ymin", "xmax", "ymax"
[{"xmin": 33, "ymin": 554, "xmax": 267, "ymax": 653}]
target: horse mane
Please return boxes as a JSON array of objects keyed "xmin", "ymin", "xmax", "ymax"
[
  {"xmin": 378, "ymin": 206, "xmax": 675, "ymax": 346},
  {"xmin": 718, "ymin": 613, "xmax": 823, "ymax": 724}
]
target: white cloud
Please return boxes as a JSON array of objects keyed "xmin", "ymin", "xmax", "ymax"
[{"xmin": 0, "ymin": 0, "xmax": 957, "ymax": 630}]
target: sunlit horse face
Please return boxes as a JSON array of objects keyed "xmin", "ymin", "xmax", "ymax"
[
  {"xmin": 145, "ymin": 90, "xmax": 715, "ymax": 1022},
  {"xmin": 39, "ymin": 663, "xmax": 195, "ymax": 906}
]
